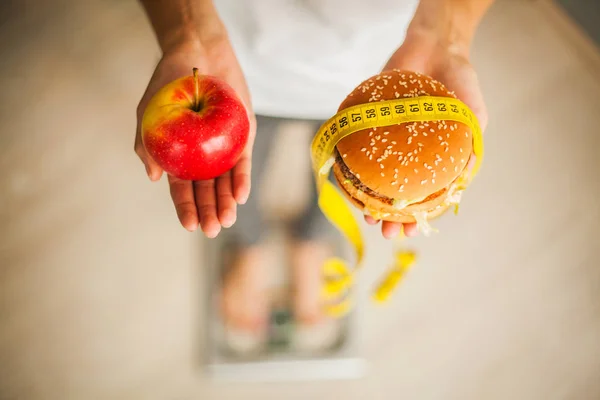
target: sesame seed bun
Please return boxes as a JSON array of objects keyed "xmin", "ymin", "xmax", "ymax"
[{"xmin": 333, "ymin": 69, "xmax": 474, "ymax": 223}]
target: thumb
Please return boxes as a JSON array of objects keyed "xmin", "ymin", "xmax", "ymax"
[
  {"xmin": 134, "ymin": 133, "xmax": 163, "ymax": 181},
  {"xmin": 450, "ymin": 67, "xmax": 486, "ymax": 175},
  {"xmin": 450, "ymin": 66, "xmax": 489, "ymax": 133}
]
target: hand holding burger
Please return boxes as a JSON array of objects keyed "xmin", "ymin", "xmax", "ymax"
[{"xmin": 361, "ymin": 0, "xmax": 491, "ymax": 239}]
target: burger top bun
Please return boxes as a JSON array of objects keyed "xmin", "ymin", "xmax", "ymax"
[{"xmin": 335, "ymin": 70, "xmax": 473, "ymax": 202}]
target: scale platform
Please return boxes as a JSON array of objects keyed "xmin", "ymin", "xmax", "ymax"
[{"xmin": 202, "ymin": 225, "xmax": 367, "ymax": 382}]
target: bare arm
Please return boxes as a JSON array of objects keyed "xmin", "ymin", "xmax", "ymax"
[
  {"xmin": 406, "ymin": 0, "xmax": 496, "ymax": 55},
  {"xmin": 139, "ymin": 0, "xmax": 226, "ymax": 53}
]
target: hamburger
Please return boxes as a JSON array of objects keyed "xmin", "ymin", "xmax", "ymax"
[{"xmin": 332, "ymin": 69, "xmax": 475, "ymax": 234}]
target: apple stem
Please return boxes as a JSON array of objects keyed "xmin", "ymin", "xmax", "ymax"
[{"xmin": 193, "ymin": 67, "xmax": 200, "ymax": 111}]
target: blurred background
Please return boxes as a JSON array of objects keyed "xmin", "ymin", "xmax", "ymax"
[{"xmin": 1, "ymin": 0, "xmax": 600, "ymax": 399}]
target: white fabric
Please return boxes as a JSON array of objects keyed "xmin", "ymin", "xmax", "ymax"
[{"xmin": 214, "ymin": 0, "xmax": 419, "ymax": 120}]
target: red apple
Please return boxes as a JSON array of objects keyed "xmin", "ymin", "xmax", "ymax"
[{"xmin": 141, "ymin": 68, "xmax": 249, "ymax": 181}]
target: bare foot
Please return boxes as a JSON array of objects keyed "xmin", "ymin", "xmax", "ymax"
[
  {"xmin": 290, "ymin": 241, "xmax": 331, "ymax": 325},
  {"xmin": 290, "ymin": 241, "xmax": 342, "ymax": 352},
  {"xmin": 220, "ymin": 246, "xmax": 270, "ymax": 352}
]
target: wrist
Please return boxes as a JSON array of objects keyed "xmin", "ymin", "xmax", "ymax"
[
  {"xmin": 406, "ymin": 0, "xmax": 483, "ymax": 58},
  {"xmin": 160, "ymin": 20, "xmax": 228, "ymax": 56}
]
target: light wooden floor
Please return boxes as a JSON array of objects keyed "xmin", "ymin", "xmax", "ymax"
[{"xmin": 1, "ymin": 0, "xmax": 600, "ymax": 399}]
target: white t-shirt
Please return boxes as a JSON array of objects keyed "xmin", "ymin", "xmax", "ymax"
[{"xmin": 214, "ymin": 0, "xmax": 418, "ymax": 120}]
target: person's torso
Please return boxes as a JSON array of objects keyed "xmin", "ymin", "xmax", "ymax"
[{"xmin": 214, "ymin": 0, "xmax": 419, "ymax": 120}]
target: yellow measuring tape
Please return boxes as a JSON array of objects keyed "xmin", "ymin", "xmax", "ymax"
[{"xmin": 312, "ymin": 96, "xmax": 483, "ymax": 317}]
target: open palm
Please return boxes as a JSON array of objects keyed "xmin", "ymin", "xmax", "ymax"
[{"xmin": 134, "ymin": 42, "xmax": 256, "ymax": 237}]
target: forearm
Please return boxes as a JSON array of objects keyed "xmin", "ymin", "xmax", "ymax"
[
  {"xmin": 139, "ymin": 0, "xmax": 226, "ymax": 53},
  {"xmin": 407, "ymin": 0, "xmax": 495, "ymax": 54}
]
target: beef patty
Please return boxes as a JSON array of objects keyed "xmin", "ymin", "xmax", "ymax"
[
  {"xmin": 334, "ymin": 150, "xmax": 394, "ymax": 205},
  {"xmin": 334, "ymin": 149, "xmax": 448, "ymax": 207}
]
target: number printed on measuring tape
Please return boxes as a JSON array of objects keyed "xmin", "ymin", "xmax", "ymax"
[
  {"xmin": 420, "ymin": 99, "xmax": 435, "ymax": 116},
  {"xmin": 407, "ymin": 101, "xmax": 420, "ymax": 115},
  {"xmin": 338, "ymin": 113, "xmax": 349, "ymax": 128},
  {"xmin": 377, "ymin": 104, "xmax": 392, "ymax": 122},
  {"xmin": 436, "ymin": 100, "xmax": 448, "ymax": 113},
  {"xmin": 364, "ymin": 106, "xmax": 377, "ymax": 120},
  {"xmin": 394, "ymin": 103, "xmax": 406, "ymax": 115}
]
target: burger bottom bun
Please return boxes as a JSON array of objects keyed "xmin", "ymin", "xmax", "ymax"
[{"xmin": 332, "ymin": 162, "xmax": 453, "ymax": 224}]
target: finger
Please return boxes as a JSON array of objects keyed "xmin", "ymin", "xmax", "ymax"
[
  {"xmin": 463, "ymin": 79, "xmax": 488, "ymax": 133},
  {"xmin": 232, "ymin": 153, "xmax": 251, "ymax": 205},
  {"xmin": 471, "ymin": 103, "xmax": 488, "ymax": 133},
  {"xmin": 216, "ymin": 171, "xmax": 237, "ymax": 228},
  {"xmin": 232, "ymin": 112, "xmax": 256, "ymax": 205},
  {"xmin": 450, "ymin": 68, "xmax": 489, "ymax": 133},
  {"xmin": 167, "ymin": 175, "xmax": 199, "ymax": 232},
  {"xmin": 381, "ymin": 221, "xmax": 402, "ymax": 239},
  {"xmin": 194, "ymin": 179, "xmax": 221, "ymax": 238},
  {"xmin": 403, "ymin": 222, "xmax": 418, "ymax": 237},
  {"xmin": 467, "ymin": 154, "xmax": 476, "ymax": 171},
  {"xmin": 464, "ymin": 93, "xmax": 488, "ymax": 134},
  {"xmin": 364, "ymin": 215, "xmax": 379, "ymax": 225},
  {"xmin": 134, "ymin": 128, "xmax": 163, "ymax": 182}
]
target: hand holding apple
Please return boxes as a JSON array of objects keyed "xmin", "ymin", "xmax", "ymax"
[{"xmin": 134, "ymin": 40, "xmax": 256, "ymax": 237}]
